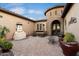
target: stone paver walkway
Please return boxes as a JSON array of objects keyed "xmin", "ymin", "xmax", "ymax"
[{"xmin": 11, "ymin": 36, "xmax": 64, "ymax": 56}]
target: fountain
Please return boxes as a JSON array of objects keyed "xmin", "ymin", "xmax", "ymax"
[{"xmin": 13, "ymin": 24, "xmax": 26, "ymax": 40}]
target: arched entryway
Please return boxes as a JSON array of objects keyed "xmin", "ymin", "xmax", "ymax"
[{"xmin": 51, "ymin": 20, "xmax": 61, "ymax": 35}]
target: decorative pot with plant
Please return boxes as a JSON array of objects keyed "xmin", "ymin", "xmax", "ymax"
[{"xmin": 59, "ymin": 33, "xmax": 79, "ymax": 56}]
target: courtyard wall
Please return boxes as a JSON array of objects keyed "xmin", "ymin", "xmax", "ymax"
[{"xmin": 0, "ymin": 11, "xmax": 35, "ymax": 40}]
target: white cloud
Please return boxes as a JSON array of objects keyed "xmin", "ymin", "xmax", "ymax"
[
  {"xmin": 10, "ymin": 7, "xmax": 25, "ymax": 14},
  {"xmin": 28, "ymin": 10, "xmax": 34, "ymax": 14},
  {"xmin": 9, "ymin": 7, "xmax": 44, "ymax": 20},
  {"xmin": 9, "ymin": 7, "xmax": 43, "ymax": 15},
  {"xmin": 28, "ymin": 9, "xmax": 42, "ymax": 15},
  {"xmin": 29, "ymin": 17, "xmax": 36, "ymax": 20},
  {"xmin": 24, "ymin": 15, "xmax": 36, "ymax": 20},
  {"xmin": 37, "ymin": 16, "xmax": 46, "ymax": 20},
  {"xmin": 9, "ymin": 3, "xmax": 24, "ymax": 7},
  {"xmin": 24, "ymin": 15, "xmax": 46, "ymax": 20}
]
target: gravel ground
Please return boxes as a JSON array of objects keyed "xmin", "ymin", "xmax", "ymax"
[{"xmin": 11, "ymin": 36, "xmax": 64, "ymax": 56}]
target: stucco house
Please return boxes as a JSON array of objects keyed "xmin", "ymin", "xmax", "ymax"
[
  {"xmin": 1, "ymin": 3, "xmax": 79, "ymax": 42},
  {"xmin": 0, "ymin": 5, "xmax": 65, "ymax": 40}
]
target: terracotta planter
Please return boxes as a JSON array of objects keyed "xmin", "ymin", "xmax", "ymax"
[{"xmin": 59, "ymin": 39, "xmax": 79, "ymax": 56}]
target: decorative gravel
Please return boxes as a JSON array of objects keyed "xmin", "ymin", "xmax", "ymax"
[{"xmin": 11, "ymin": 36, "xmax": 64, "ymax": 56}]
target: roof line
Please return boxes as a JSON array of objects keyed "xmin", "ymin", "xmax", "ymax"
[
  {"xmin": 44, "ymin": 5, "xmax": 64, "ymax": 16},
  {"xmin": 0, "ymin": 8, "xmax": 35, "ymax": 22},
  {"xmin": 61, "ymin": 3, "xmax": 74, "ymax": 18},
  {"xmin": 35, "ymin": 19, "xmax": 47, "ymax": 22}
]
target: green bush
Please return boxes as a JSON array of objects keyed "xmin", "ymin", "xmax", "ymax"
[
  {"xmin": 2, "ymin": 41, "xmax": 13, "ymax": 50},
  {"xmin": 64, "ymin": 33, "xmax": 75, "ymax": 42},
  {"xmin": 0, "ymin": 39, "xmax": 13, "ymax": 50},
  {"xmin": 0, "ymin": 25, "xmax": 9, "ymax": 38},
  {"xmin": 0, "ymin": 38, "xmax": 5, "ymax": 44},
  {"xmin": 0, "ymin": 26, "xmax": 12, "ymax": 51}
]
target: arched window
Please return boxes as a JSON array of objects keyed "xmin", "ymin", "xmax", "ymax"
[
  {"xmin": 50, "ymin": 12, "xmax": 52, "ymax": 16},
  {"xmin": 61, "ymin": 10, "xmax": 63, "ymax": 15},
  {"xmin": 55, "ymin": 10, "xmax": 57, "ymax": 15}
]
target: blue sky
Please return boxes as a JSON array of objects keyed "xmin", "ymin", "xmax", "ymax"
[{"xmin": 0, "ymin": 3, "xmax": 65, "ymax": 20}]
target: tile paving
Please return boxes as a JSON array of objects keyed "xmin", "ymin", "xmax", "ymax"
[{"xmin": 11, "ymin": 36, "xmax": 64, "ymax": 56}]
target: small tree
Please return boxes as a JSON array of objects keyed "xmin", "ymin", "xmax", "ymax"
[
  {"xmin": 0, "ymin": 26, "xmax": 13, "ymax": 53},
  {"xmin": 0, "ymin": 25, "xmax": 10, "ymax": 39}
]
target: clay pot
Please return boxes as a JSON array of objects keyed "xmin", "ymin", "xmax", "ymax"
[{"xmin": 59, "ymin": 39, "xmax": 79, "ymax": 56}]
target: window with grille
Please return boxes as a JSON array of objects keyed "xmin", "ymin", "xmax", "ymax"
[
  {"xmin": 37, "ymin": 24, "xmax": 39, "ymax": 31},
  {"xmin": 40, "ymin": 24, "xmax": 42, "ymax": 30}
]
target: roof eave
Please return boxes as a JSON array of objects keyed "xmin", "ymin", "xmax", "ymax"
[
  {"xmin": 44, "ymin": 6, "xmax": 64, "ymax": 16},
  {"xmin": 61, "ymin": 3, "xmax": 74, "ymax": 18},
  {"xmin": 35, "ymin": 20, "xmax": 47, "ymax": 22},
  {"xmin": 0, "ymin": 8, "xmax": 35, "ymax": 22}
]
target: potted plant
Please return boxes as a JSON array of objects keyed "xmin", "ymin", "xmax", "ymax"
[{"xmin": 59, "ymin": 33, "xmax": 79, "ymax": 56}]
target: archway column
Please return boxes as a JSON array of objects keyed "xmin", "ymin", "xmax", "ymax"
[
  {"xmin": 60, "ymin": 19, "xmax": 64, "ymax": 35},
  {"xmin": 46, "ymin": 21, "xmax": 51, "ymax": 35}
]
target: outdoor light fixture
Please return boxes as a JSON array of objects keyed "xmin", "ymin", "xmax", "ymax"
[
  {"xmin": 69, "ymin": 17, "xmax": 77, "ymax": 25},
  {"xmin": 0, "ymin": 15, "xmax": 2, "ymax": 18}
]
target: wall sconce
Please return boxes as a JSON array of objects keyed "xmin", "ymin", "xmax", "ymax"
[
  {"xmin": 69, "ymin": 17, "xmax": 77, "ymax": 25},
  {"xmin": 0, "ymin": 15, "xmax": 3, "ymax": 18}
]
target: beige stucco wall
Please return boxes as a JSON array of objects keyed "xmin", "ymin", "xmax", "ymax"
[
  {"xmin": 45, "ymin": 7, "xmax": 64, "ymax": 35},
  {"xmin": 0, "ymin": 11, "xmax": 35, "ymax": 40},
  {"xmin": 64, "ymin": 4, "xmax": 79, "ymax": 42}
]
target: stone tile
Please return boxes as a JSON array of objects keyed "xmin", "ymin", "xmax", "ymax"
[{"xmin": 11, "ymin": 36, "xmax": 64, "ymax": 56}]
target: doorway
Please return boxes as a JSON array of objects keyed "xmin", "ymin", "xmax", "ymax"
[{"xmin": 51, "ymin": 20, "xmax": 61, "ymax": 35}]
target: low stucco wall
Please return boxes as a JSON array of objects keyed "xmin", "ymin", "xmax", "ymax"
[
  {"xmin": 64, "ymin": 4, "xmax": 79, "ymax": 42},
  {"xmin": 0, "ymin": 11, "xmax": 35, "ymax": 40}
]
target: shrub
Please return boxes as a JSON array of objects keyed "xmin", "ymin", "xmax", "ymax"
[
  {"xmin": 64, "ymin": 33, "xmax": 75, "ymax": 42},
  {"xmin": 0, "ymin": 39, "xmax": 13, "ymax": 50},
  {"xmin": 0, "ymin": 26, "xmax": 9, "ymax": 38},
  {"xmin": 2, "ymin": 41, "xmax": 13, "ymax": 50}
]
